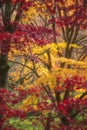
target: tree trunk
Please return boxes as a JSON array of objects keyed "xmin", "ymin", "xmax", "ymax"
[
  {"xmin": 0, "ymin": 0, "xmax": 22, "ymax": 88},
  {"xmin": 45, "ymin": 113, "xmax": 51, "ymax": 130},
  {"xmin": 0, "ymin": 55, "xmax": 10, "ymax": 88}
]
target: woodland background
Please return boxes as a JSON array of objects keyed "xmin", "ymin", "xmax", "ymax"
[{"xmin": 0, "ymin": 0, "xmax": 87, "ymax": 130}]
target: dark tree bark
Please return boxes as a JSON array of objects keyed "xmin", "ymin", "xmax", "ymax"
[
  {"xmin": 0, "ymin": 55, "xmax": 10, "ymax": 88},
  {"xmin": 45, "ymin": 113, "xmax": 51, "ymax": 130},
  {"xmin": 0, "ymin": 0, "xmax": 22, "ymax": 88}
]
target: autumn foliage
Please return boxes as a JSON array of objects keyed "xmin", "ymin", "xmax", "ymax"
[{"xmin": 0, "ymin": 0, "xmax": 87, "ymax": 130}]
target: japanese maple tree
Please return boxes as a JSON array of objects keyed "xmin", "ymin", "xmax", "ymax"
[
  {"xmin": 0, "ymin": 0, "xmax": 31, "ymax": 88},
  {"xmin": 0, "ymin": 0, "xmax": 87, "ymax": 130},
  {"xmin": 0, "ymin": 0, "xmax": 53, "ymax": 88}
]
